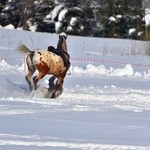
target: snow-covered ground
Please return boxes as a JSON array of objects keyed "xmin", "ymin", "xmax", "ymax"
[{"xmin": 0, "ymin": 29, "xmax": 150, "ymax": 150}]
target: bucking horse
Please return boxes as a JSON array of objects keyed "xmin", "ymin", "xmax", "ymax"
[{"xmin": 17, "ymin": 32, "xmax": 70, "ymax": 98}]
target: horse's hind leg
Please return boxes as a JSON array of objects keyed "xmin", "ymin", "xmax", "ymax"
[
  {"xmin": 26, "ymin": 68, "xmax": 35, "ymax": 91},
  {"xmin": 33, "ymin": 72, "xmax": 47, "ymax": 90}
]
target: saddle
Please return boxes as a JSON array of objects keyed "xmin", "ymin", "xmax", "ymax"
[{"xmin": 48, "ymin": 46, "xmax": 70, "ymax": 68}]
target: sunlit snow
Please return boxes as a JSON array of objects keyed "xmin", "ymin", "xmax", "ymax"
[{"xmin": 0, "ymin": 28, "xmax": 150, "ymax": 150}]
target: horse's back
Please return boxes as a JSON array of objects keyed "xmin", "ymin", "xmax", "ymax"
[
  {"xmin": 33, "ymin": 49, "xmax": 60, "ymax": 62},
  {"xmin": 32, "ymin": 49, "xmax": 66, "ymax": 75}
]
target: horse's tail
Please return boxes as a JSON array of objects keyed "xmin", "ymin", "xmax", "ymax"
[{"xmin": 17, "ymin": 44, "xmax": 32, "ymax": 54}]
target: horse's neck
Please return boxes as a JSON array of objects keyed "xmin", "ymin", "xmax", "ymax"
[
  {"xmin": 62, "ymin": 41, "xmax": 67, "ymax": 52},
  {"xmin": 57, "ymin": 41, "xmax": 68, "ymax": 53}
]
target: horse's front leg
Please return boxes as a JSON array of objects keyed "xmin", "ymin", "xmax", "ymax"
[{"xmin": 50, "ymin": 77, "xmax": 64, "ymax": 98}]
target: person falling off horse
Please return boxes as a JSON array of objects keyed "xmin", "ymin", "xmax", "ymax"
[
  {"xmin": 17, "ymin": 32, "xmax": 70, "ymax": 98},
  {"xmin": 47, "ymin": 32, "xmax": 70, "ymax": 69}
]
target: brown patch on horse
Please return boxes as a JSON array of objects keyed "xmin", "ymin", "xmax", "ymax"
[
  {"xmin": 35, "ymin": 61, "xmax": 49, "ymax": 74},
  {"xmin": 47, "ymin": 59, "xmax": 66, "ymax": 76}
]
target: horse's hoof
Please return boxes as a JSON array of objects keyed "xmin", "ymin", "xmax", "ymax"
[
  {"xmin": 50, "ymin": 93, "xmax": 56, "ymax": 98},
  {"xmin": 42, "ymin": 88, "xmax": 63, "ymax": 98},
  {"xmin": 29, "ymin": 86, "xmax": 33, "ymax": 92},
  {"xmin": 49, "ymin": 90, "xmax": 57, "ymax": 98}
]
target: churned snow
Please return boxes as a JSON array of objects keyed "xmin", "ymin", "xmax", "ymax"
[{"xmin": 0, "ymin": 28, "xmax": 150, "ymax": 150}]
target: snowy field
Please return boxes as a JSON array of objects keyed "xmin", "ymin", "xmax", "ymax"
[{"xmin": 0, "ymin": 28, "xmax": 150, "ymax": 150}]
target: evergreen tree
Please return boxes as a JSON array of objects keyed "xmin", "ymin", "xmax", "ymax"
[{"xmin": 0, "ymin": 0, "xmax": 147, "ymax": 40}]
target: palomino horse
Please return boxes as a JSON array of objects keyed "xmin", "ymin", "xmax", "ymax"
[{"xmin": 17, "ymin": 33, "xmax": 70, "ymax": 98}]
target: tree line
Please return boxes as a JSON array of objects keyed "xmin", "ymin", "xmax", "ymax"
[{"xmin": 0, "ymin": 0, "xmax": 149, "ymax": 40}]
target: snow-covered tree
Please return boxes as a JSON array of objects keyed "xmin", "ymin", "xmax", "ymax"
[{"xmin": 0, "ymin": 0, "xmax": 148, "ymax": 40}]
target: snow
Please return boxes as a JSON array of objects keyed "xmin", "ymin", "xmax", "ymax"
[
  {"xmin": 129, "ymin": 28, "xmax": 136, "ymax": 35},
  {"xmin": 144, "ymin": 8, "xmax": 150, "ymax": 26},
  {"xmin": 116, "ymin": 15, "xmax": 122, "ymax": 19},
  {"xmin": 70, "ymin": 17, "xmax": 77, "ymax": 26},
  {"xmin": 45, "ymin": 14, "xmax": 51, "ymax": 19},
  {"xmin": 71, "ymin": 64, "xmax": 134, "ymax": 77},
  {"xmin": 55, "ymin": 21, "xmax": 62, "ymax": 33},
  {"xmin": 4, "ymin": 24, "xmax": 15, "ymax": 30},
  {"xmin": 67, "ymin": 26, "xmax": 73, "ymax": 32},
  {"xmin": 51, "ymin": 4, "xmax": 64, "ymax": 21},
  {"xmin": 109, "ymin": 16, "xmax": 117, "ymax": 22},
  {"xmin": 58, "ymin": 8, "xmax": 68, "ymax": 22},
  {"xmin": 29, "ymin": 25, "xmax": 37, "ymax": 32},
  {"xmin": 0, "ymin": 28, "xmax": 150, "ymax": 149},
  {"xmin": 3, "ymin": 6, "xmax": 10, "ymax": 11}
]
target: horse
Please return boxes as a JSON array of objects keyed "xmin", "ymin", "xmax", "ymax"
[{"xmin": 17, "ymin": 32, "xmax": 70, "ymax": 98}]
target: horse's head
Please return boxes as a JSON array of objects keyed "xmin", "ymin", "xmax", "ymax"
[
  {"xmin": 58, "ymin": 32, "xmax": 67, "ymax": 52},
  {"xmin": 59, "ymin": 32, "xmax": 67, "ymax": 40}
]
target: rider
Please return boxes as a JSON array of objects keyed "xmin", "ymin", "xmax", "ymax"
[{"xmin": 47, "ymin": 46, "xmax": 60, "ymax": 55}]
